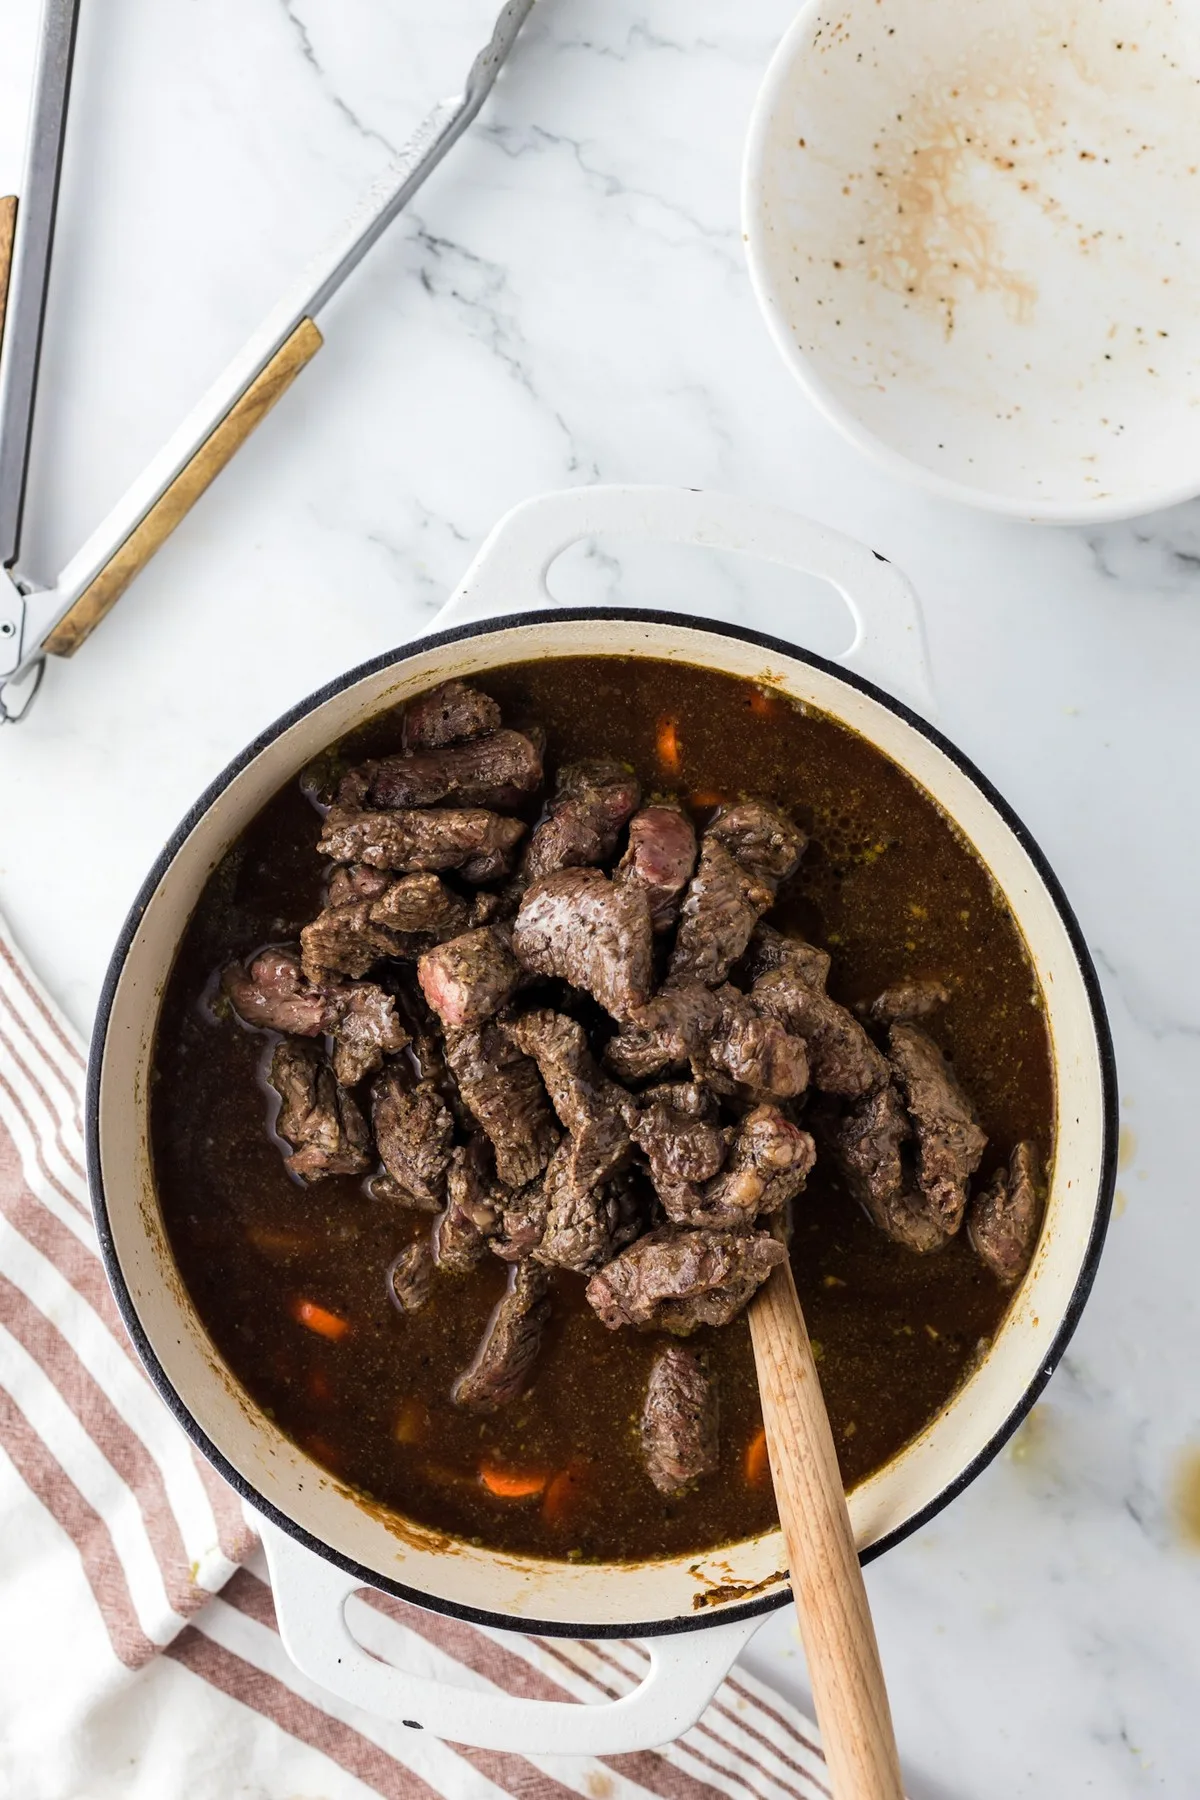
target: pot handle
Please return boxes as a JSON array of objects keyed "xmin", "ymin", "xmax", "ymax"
[
  {"xmin": 430, "ymin": 485, "xmax": 937, "ymax": 718},
  {"xmin": 260, "ymin": 1518, "xmax": 763, "ymax": 1754}
]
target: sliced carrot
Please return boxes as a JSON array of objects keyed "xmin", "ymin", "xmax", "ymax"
[
  {"xmin": 479, "ymin": 1463, "xmax": 548, "ymax": 1499},
  {"xmin": 687, "ymin": 788, "xmax": 726, "ymax": 811},
  {"xmin": 745, "ymin": 1426, "xmax": 770, "ymax": 1487},
  {"xmin": 542, "ymin": 1461, "xmax": 588, "ymax": 1527},
  {"xmin": 656, "ymin": 715, "xmax": 682, "ymax": 777},
  {"xmin": 748, "ymin": 687, "xmax": 778, "ymax": 717},
  {"xmin": 291, "ymin": 1297, "xmax": 350, "ymax": 1341},
  {"xmin": 395, "ymin": 1398, "xmax": 431, "ymax": 1445}
]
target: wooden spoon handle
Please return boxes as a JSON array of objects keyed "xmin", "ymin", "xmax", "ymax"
[{"xmin": 749, "ymin": 1257, "xmax": 905, "ymax": 1800}]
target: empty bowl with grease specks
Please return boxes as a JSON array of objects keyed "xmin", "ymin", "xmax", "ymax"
[{"xmin": 743, "ymin": 0, "xmax": 1200, "ymax": 522}]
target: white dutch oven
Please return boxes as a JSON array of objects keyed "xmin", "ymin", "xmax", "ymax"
[{"xmin": 88, "ymin": 487, "xmax": 1115, "ymax": 1755}]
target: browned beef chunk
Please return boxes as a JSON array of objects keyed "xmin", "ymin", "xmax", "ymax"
[
  {"xmin": 967, "ymin": 1141, "xmax": 1042, "ymax": 1286},
  {"xmin": 523, "ymin": 759, "xmax": 641, "ymax": 882},
  {"xmin": 495, "ymin": 1009, "xmax": 639, "ymax": 1274},
  {"xmin": 706, "ymin": 994, "xmax": 809, "ymax": 1100},
  {"xmin": 468, "ymin": 889, "xmax": 508, "ymax": 928},
  {"xmin": 615, "ymin": 803, "xmax": 698, "ymax": 933},
  {"xmin": 464, "ymin": 847, "xmax": 524, "ymax": 887},
  {"xmin": 299, "ymin": 748, "xmax": 350, "ymax": 814},
  {"xmin": 334, "ymin": 765, "xmax": 375, "ymax": 810},
  {"xmin": 371, "ymin": 1071, "xmax": 454, "ymax": 1209},
  {"xmin": 403, "ymin": 679, "xmax": 502, "ymax": 752},
  {"xmin": 513, "ymin": 868, "xmax": 653, "ymax": 1022},
  {"xmin": 434, "ymin": 1207, "xmax": 486, "ymax": 1275},
  {"xmin": 326, "ymin": 864, "xmax": 393, "ymax": 908},
  {"xmin": 888, "ymin": 1023, "xmax": 987, "ymax": 1238},
  {"xmin": 696, "ymin": 1103, "xmax": 815, "ymax": 1221},
  {"xmin": 586, "ymin": 1225, "xmax": 785, "ymax": 1334},
  {"xmin": 223, "ymin": 949, "xmax": 409, "ymax": 1085},
  {"xmin": 605, "ymin": 978, "xmax": 807, "ymax": 1101},
  {"xmin": 389, "ymin": 1240, "xmax": 436, "ymax": 1314},
  {"xmin": 453, "ymin": 1262, "xmax": 551, "ymax": 1412},
  {"xmin": 604, "ymin": 980, "xmax": 723, "ymax": 1083},
  {"xmin": 369, "ymin": 1171, "xmax": 420, "ymax": 1205},
  {"xmin": 669, "ymin": 840, "xmax": 775, "ymax": 989},
  {"xmin": 826, "ymin": 1085, "xmax": 906, "ymax": 1216},
  {"xmin": 223, "ymin": 950, "xmax": 328, "ymax": 1036},
  {"xmin": 434, "ymin": 1140, "xmax": 501, "ymax": 1274},
  {"xmin": 443, "ymin": 1025, "xmax": 559, "ymax": 1190},
  {"xmin": 345, "ymin": 729, "xmax": 542, "ymax": 813},
  {"xmin": 300, "ymin": 901, "xmax": 408, "ymax": 981},
  {"xmin": 825, "ymin": 1084, "xmax": 949, "ymax": 1254},
  {"xmin": 641, "ymin": 1346, "xmax": 719, "ymax": 1494},
  {"xmin": 268, "ymin": 1040, "xmax": 372, "ymax": 1182},
  {"xmin": 319, "ymin": 805, "xmax": 526, "ymax": 883},
  {"xmin": 370, "ymin": 873, "xmax": 470, "ymax": 939},
  {"xmin": 709, "ymin": 800, "xmax": 809, "ymax": 881},
  {"xmin": 669, "ymin": 801, "xmax": 806, "ymax": 988},
  {"xmin": 539, "ymin": 1130, "xmax": 636, "ymax": 1245},
  {"xmin": 751, "ymin": 935, "xmax": 887, "ymax": 1100},
  {"xmin": 533, "ymin": 1149, "xmax": 647, "ymax": 1275},
  {"xmin": 604, "ymin": 1167, "xmax": 652, "ymax": 1255},
  {"xmin": 645, "ymin": 1079, "xmax": 721, "ymax": 1119},
  {"xmin": 502, "ymin": 1010, "xmax": 635, "ymax": 1191},
  {"xmin": 652, "ymin": 1104, "xmax": 816, "ymax": 1230},
  {"xmin": 389, "ymin": 980, "xmax": 455, "ymax": 1086},
  {"xmin": 743, "ymin": 923, "xmax": 831, "ymax": 988},
  {"xmin": 417, "ymin": 926, "xmax": 522, "ymax": 1030},
  {"xmin": 869, "ymin": 978, "xmax": 951, "ymax": 1025},
  {"xmin": 534, "ymin": 1150, "xmax": 612, "ymax": 1274},
  {"xmin": 490, "ymin": 1175, "xmax": 550, "ymax": 1262},
  {"xmin": 632, "ymin": 1082, "xmax": 730, "ymax": 1187},
  {"xmin": 327, "ymin": 983, "xmax": 409, "ymax": 1087}
]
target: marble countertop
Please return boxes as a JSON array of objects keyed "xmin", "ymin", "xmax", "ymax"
[{"xmin": 2, "ymin": 2, "xmax": 1197, "ymax": 1793}]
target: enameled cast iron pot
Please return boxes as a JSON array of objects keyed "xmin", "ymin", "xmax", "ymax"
[{"xmin": 89, "ymin": 487, "xmax": 1116, "ymax": 1755}]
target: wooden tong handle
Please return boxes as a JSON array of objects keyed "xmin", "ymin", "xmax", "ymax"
[
  {"xmin": 42, "ymin": 316, "xmax": 323, "ymax": 658},
  {"xmin": 0, "ymin": 196, "xmax": 17, "ymax": 350},
  {"xmin": 749, "ymin": 1257, "xmax": 905, "ymax": 1800}
]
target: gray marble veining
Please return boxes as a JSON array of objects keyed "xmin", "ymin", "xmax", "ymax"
[{"xmin": 0, "ymin": 2, "xmax": 1197, "ymax": 1792}]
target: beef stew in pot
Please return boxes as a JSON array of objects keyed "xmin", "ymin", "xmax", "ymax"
[{"xmin": 151, "ymin": 657, "xmax": 1053, "ymax": 1561}]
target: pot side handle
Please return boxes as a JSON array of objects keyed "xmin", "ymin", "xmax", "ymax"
[
  {"xmin": 260, "ymin": 1518, "xmax": 763, "ymax": 1755},
  {"xmin": 430, "ymin": 484, "xmax": 937, "ymax": 719}
]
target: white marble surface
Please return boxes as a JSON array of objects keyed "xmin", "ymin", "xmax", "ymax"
[{"xmin": 1, "ymin": 1, "xmax": 1198, "ymax": 1793}]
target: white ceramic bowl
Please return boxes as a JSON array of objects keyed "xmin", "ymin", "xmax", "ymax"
[
  {"xmin": 88, "ymin": 489, "xmax": 1116, "ymax": 1753},
  {"xmin": 743, "ymin": 0, "xmax": 1200, "ymax": 522}
]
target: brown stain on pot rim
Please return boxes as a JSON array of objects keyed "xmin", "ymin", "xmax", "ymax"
[{"xmin": 691, "ymin": 1568, "xmax": 790, "ymax": 1611}]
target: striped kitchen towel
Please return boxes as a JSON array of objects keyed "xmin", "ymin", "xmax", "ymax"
[{"xmin": 0, "ymin": 911, "xmax": 830, "ymax": 1800}]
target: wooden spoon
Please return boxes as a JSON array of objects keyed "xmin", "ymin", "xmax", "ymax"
[{"xmin": 749, "ymin": 1252, "xmax": 905, "ymax": 1800}]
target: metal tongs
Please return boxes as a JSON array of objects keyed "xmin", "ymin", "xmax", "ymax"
[{"xmin": 0, "ymin": 0, "xmax": 536, "ymax": 722}]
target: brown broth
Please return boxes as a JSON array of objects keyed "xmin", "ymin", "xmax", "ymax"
[{"xmin": 150, "ymin": 656, "xmax": 1054, "ymax": 1562}]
